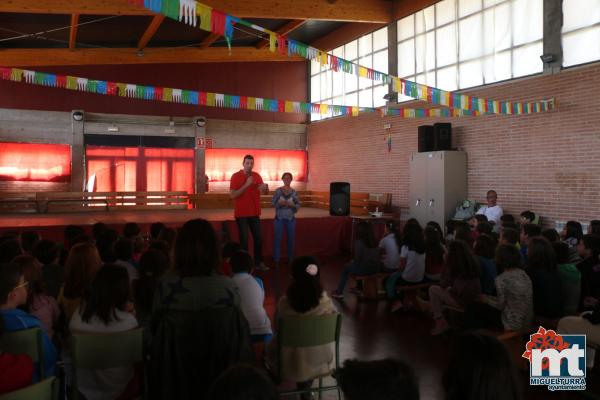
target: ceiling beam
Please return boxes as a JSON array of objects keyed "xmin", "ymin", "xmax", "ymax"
[
  {"xmin": 68, "ymin": 13, "xmax": 79, "ymax": 50},
  {"xmin": 256, "ymin": 20, "xmax": 307, "ymax": 50},
  {"xmin": 0, "ymin": 47, "xmax": 305, "ymax": 67},
  {"xmin": 199, "ymin": 33, "xmax": 221, "ymax": 49},
  {"xmin": 393, "ymin": 0, "xmax": 440, "ymax": 21},
  {"xmin": 310, "ymin": 22, "xmax": 386, "ymax": 51},
  {"xmin": 137, "ymin": 14, "xmax": 165, "ymax": 51},
  {"xmin": 0, "ymin": 0, "xmax": 392, "ymax": 23}
]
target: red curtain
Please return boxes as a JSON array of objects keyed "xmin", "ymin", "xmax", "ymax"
[
  {"xmin": 205, "ymin": 149, "xmax": 307, "ymax": 182},
  {"xmin": 86, "ymin": 146, "xmax": 194, "ymax": 193},
  {"xmin": 0, "ymin": 142, "xmax": 71, "ymax": 182}
]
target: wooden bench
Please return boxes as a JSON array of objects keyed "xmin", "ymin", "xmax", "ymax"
[
  {"xmin": 350, "ymin": 272, "xmax": 391, "ymax": 300},
  {"xmin": 395, "ymin": 281, "xmax": 435, "ymax": 308}
]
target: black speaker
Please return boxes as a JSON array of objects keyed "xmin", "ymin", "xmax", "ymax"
[
  {"xmin": 418, "ymin": 125, "xmax": 434, "ymax": 152},
  {"xmin": 433, "ymin": 123, "xmax": 452, "ymax": 151},
  {"xmin": 330, "ymin": 182, "xmax": 350, "ymax": 216}
]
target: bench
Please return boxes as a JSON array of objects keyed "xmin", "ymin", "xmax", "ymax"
[{"xmin": 350, "ymin": 272, "xmax": 391, "ymax": 300}]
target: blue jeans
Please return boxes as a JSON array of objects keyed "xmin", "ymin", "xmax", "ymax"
[
  {"xmin": 236, "ymin": 216, "xmax": 262, "ymax": 264},
  {"xmin": 273, "ymin": 218, "xmax": 295, "ymax": 263},
  {"xmin": 336, "ymin": 262, "xmax": 376, "ymax": 293}
]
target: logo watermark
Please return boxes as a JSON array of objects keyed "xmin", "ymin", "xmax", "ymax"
[{"xmin": 523, "ymin": 327, "xmax": 586, "ymax": 391}]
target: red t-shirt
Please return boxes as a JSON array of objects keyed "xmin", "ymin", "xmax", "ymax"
[
  {"xmin": 230, "ymin": 170, "xmax": 264, "ymax": 218},
  {"xmin": 0, "ymin": 352, "xmax": 34, "ymax": 394}
]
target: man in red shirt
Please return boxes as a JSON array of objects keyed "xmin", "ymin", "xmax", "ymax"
[{"xmin": 230, "ymin": 154, "xmax": 269, "ymax": 270}]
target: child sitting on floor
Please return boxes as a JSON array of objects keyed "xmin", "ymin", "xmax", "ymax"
[
  {"xmin": 553, "ymin": 241, "xmax": 581, "ymax": 316},
  {"xmin": 561, "ymin": 220, "xmax": 584, "ymax": 263},
  {"xmin": 424, "ymin": 226, "xmax": 445, "ymax": 281}
]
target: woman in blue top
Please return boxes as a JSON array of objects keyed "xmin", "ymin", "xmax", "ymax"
[{"xmin": 272, "ymin": 172, "xmax": 301, "ymax": 268}]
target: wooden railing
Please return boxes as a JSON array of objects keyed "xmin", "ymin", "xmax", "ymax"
[{"xmin": 0, "ymin": 191, "xmax": 188, "ymax": 213}]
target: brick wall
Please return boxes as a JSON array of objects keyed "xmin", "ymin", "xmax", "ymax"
[{"xmin": 307, "ymin": 62, "xmax": 600, "ymax": 225}]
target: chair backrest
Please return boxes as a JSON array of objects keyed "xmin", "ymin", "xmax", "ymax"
[
  {"xmin": 277, "ymin": 313, "xmax": 342, "ymax": 380},
  {"xmin": 0, "ymin": 377, "xmax": 56, "ymax": 400},
  {"xmin": 71, "ymin": 328, "xmax": 143, "ymax": 369},
  {"xmin": 0, "ymin": 327, "xmax": 45, "ymax": 379}
]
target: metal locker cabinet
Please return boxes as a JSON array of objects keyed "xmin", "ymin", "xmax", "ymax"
[{"xmin": 409, "ymin": 151, "xmax": 467, "ymax": 229}]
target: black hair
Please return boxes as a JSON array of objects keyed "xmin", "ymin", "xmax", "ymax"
[
  {"xmin": 20, "ymin": 231, "xmax": 40, "ymax": 254},
  {"xmin": 581, "ymin": 234, "xmax": 600, "ymax": 260},
  {"xmin": 495, "ymin": 244, "xmax": 522, "ymax": 274},
  {"xmin": 64, "ymin": 225, "xmax": 85, "ymax": 248},
  {"xmin": 387, "ymin": 221, "xmax": 403, "ymax": 251},
  {"xmin": 223, "ymin": 242, "xmax": 243, "ymax": 259},
  {"xmin": 424, "ymin": 226, "xmax": 444, "ymax": 266},
  {"xmin": 230, "ymin": 251, "xmax": 253, "ymax": 274},
  {"xmin": 286, "ymin": 256, "xmax": 323, "ymax": 313},
  {"xmin": 123, "ymin": 222, "xmax": 141, "ymax": 239},
  {"xmin": 520, "ymin": 211, "xmax": 536, "ymax": 222},
  {"xmin": 476, "ymin": 222, "xmax": 493, "ymax": 236},
  {"xmin": 501, "ymin": 221, "xmax": 519, "ymax": 231},
  {"xmin": 564, "ymin": 221, "xmax": 583, "ymax": 242},
  {"xmin": 243, "ymin": 154, "xmax": 254, "ymax": 162},
  {"xmin": 552, "ymin": 241, "xmax": 570, "ymax": 264},
  {"xmin": 208, "ymin": 364, "xmax": 278, "ymax": 400},
  {"xmin": 174, "ymin": 219, "xmax": 220, "ymax": 277},
  {"xmin": 454, "ymin": 223, "xmax": 473, "ymax": 247},
  {"xmin": 134, "ymin": 249, "xmax": 169, "ymax": 315},
  {"xmin": 522, "ymin": 224, "xmax": 542, "ymax": 238},
  {"xmin": 0, "ymin": 262, "xmax": 21, "ymax": 305},
  {"xmin": 96, "ymin": 229, "xmax": 119, "ymax": 263},
  {"xmin": 336, "ymin": 358, "xmax": 419, "ymax": 400},
  {"xmin": 92, "ymin": 222, "xmax": 107, "ymax": 241},
  {"xmin": 446, "ymin": 220, "xmax": 459, "ymax": 236},
  {"xmin": 157, "ymin": 227, "xmax": 177, "ymax": 250},
  {"xmin": 446, "ymin": 240, "xmax": 480, "ymax": 279},
  {"xmin": 114, "ymin": 238, "xmax": 134, "ymax": 262},
  {"xmin": 33, "ymin": 239, "xmax": 59, "ymax": 265},
  {"xmin": 355, "ymin": 221, "xmax": 378, "ymax": 249},
  {"xmin": 150, "ymin": 222, "xmax": 166, "ymax": 240},
  {"xmin": 402, "ymin": 223, "xmax": 426, "ymax": 254},
  {"xmin": 81, "ymin": 264, "xmax": 130, "ymax": 325},
  {"xmin": 426, "ymin": 221, "xmax": 445, "ymax": 244},
  {"xmin": 527, "ymin": 237, "xmax": 557, "ymax": 272},
  {"xmin": 148, "ymin": 240, "xmax": 171, "ymax": 263},
  {"xmin": 443, "ymin": 333, "xmax": 521, "ymax": 400},
  {"xmin": 541, "ymin": 229, "xmax": 560, "ymax": 243},
  {"xmin": 281, "ymin": 172, "xmax": 293, "ymax": 180},
  {"xmin": 500, "ymin": 214, "xmax": 515, "ymax": 223},
  {"xmin": 590, "ymin": 220, "xmax": 600, "ymax": 235},
  {"xmin": 501, "ymin": 228, "xmax": 519, "ymax": 245},
  {"xmin": 474, "ymin": 214, "xmax": 488, "ymax": 223},
  {"xmin": 474, "ymin": 234, "xmax": 496, "ymax": 259},
  {"xmin": 0, "ymin": 239, "xmax": 22, "ymax": 263}
]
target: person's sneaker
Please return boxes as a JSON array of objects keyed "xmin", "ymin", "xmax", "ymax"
[
  {"xmin": 255, "ymin": 262, "xmax": 269, "ymax": 271},
  {"xmin": 330, "ymin": 290, "xmax": 344, "ymax": 299}
]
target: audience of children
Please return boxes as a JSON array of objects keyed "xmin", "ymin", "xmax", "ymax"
[
  {"xmin": 520, "ymin": 223, "xmax": 542, "ymax": 260},
  {"xmin": 424, "ymin": 225, "xmax": 445, "ymax": 281},
  {"xmin": 526, "ymin": 237, "xmax": 564, "ymax": 319},
  {"xmin": 379, "ymin": 221, "xmax": 401, "ymax": 272},
  {"xmin": 520, "ymin": 210, "xmax": 536, "ymax": 225},
  {"xmin": 562, "ymin": 220, "xmax": 584, "ymax": 263},
  {"xmin": 134, "ymin": 249, "xmax": 169, "ymax": 330},
  {"xmin": 33, "ymin": 239, "xmax": 63, "ymax": 299},
  {"xmin": 553, "ymin": 241, "xmax": 581, "ymax": 315},
  {"xmin": 114, "ymin": 238, "xmax": 140, "ymax": 283},
  {"xmin": 474, "ymin": 234, "xmax": 497, "ymax": 295}
]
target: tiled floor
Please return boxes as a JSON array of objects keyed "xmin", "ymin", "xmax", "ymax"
[{"xmin": 257, "ymin": 256, "xmax": 600, "ymax": 400}]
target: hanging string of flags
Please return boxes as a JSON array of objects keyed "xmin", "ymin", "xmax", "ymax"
[
  {"xmin": 0, "ymin": 66, "xmax": 510, "ymax": 119},
  {"xmin": 128, "ymin": 0, "xmax": 555, "ymax": 116}
]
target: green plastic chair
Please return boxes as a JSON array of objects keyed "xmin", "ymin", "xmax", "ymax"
[
  {"xmin": 0, "ymin": 327, "xmax": 45, "ymax": 380},
  {"xmin": 276, "ymin": 314, "xmax": 342, "ymax": 399},
  {"xmin": 71, "ymin": 328, "xmax": 144, "ymax": 400},
  {"xmin": 0, "ymin": 377, "xmax": 57, "ymax": 400}
]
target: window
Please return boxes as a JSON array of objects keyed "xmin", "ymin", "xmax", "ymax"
[
  {"xmin": 562, "ymin": 0, "xmax": 600, "ymax": 67},
  {"xmin": 397, "ymin": 0, "xmax": 543, "ymax": 101},
  {"xmin": 310, "ymin": 27, "xmax": 388, "ymax": 121}
]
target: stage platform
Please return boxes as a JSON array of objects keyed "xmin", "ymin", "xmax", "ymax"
[{"xmin": 0, "ymin": 207, "xmax": 353, "ymax": 258}]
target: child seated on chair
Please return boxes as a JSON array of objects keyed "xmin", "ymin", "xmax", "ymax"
[
  {"xmin": 553, "ymin": 241, "xmax": 581, "ymax": 316},
  {"xmin": 520, "ymin": 224, "xmax": 541, "ymax": 261},
  {"xmin": 0, "ymin": 262, "xmax": 57, "ymax": 381},
  {"xmin": 331, "ymin": 222, "xmax": 382, "ymax": 299},
  {"xmin": 267, "ymin": 256, "xmax": 338, "ymax": 399},
  {"xmin": 231, "ymin": 250, "xmax": 272, "ymax": 343},
  {"xmin": 424, "ymin": 225, "xmax": 445, "ymax": 281},
  {"xmin": 0, "ymin": 313, "xmax": 34, "ymax": 395},
  {"xmin": 466, "ymin": 244, "xmax": 533, "ymax": 332},
  {"xmin": 385, "ymin": 222, "xmax": 426, "ymax": 312},
  {"xmin": 379, "ymin": 221, "xmax": 401, "ymax": 272},
  {"xmin": 426, "ymin": 240, "xmax": 482, "ymax": 335},
  {"xmin": 70, "ymin": 264, "xmax": 138, "ymax": 400},
  {"xmin": 561, "ymin": 220, "xmax": 584, "ymax": 263}
]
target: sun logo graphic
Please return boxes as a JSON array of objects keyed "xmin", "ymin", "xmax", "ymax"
[{"xmin": 523, "ymin": 327, "xmax": 586, "ymax": 391}]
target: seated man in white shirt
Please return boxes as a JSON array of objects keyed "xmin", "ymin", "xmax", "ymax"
[{"xmin": 476, "ymin": 190, "xmax": 503, "ymax": 227}]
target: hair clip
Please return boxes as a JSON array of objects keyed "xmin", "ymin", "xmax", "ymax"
[{"xmin": 305, "ymin": 264, "xmax": 318, "ymax": 276}]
